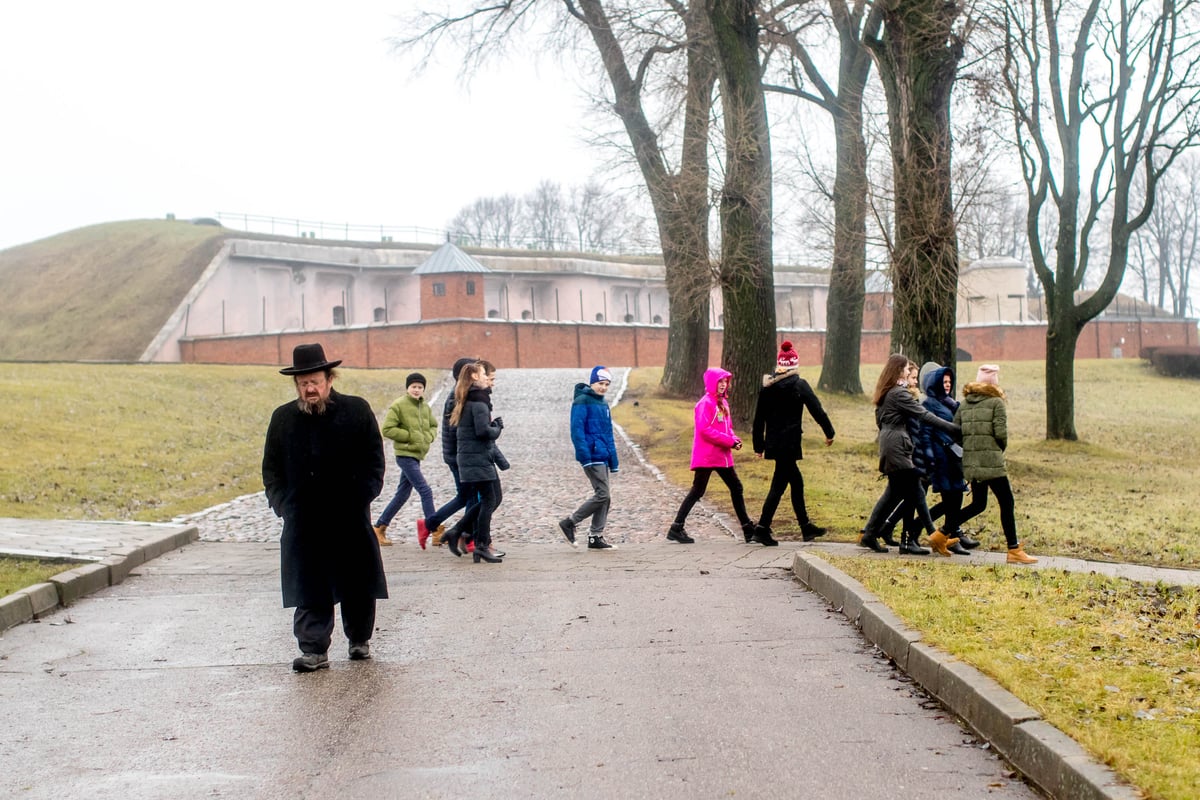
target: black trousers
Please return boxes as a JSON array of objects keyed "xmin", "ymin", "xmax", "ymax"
[
  {"xmin": 757, "ymin": 459, "xmax": 809, "ymax": 529},
  {"xmin": 957, "ymin": 477, "xmax": 1018, "ymax": 548},
  {"xmin": 673, "ymin": 467, "xmax": 751, "ymax": 527},
  {"xmin": 294, "ymin": 597, "xmax": 376, "ymax": 655}
]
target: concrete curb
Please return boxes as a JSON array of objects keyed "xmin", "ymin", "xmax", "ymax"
[
  {"xmin": 792, "ymin": 551, "xmax": 1140, "ymax": 800},
  {"xmin": 0, "ymin": 525, "xmax": 199, "ymax": 634}
]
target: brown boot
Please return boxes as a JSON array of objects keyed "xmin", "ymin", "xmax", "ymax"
[
  {"xmin": 431, "ymin": 524, "xmax": 445, "ymax": 547},
  {"xmin": 1007, "ymin": 545, "xmax": 1037, "ymax": 564},
  {"xmin": 928, "ymin": 530, "xmax": 960, "ymax": 557},
  {"xmin": 373, "ymin": 524, "xmax": 393, "ymax": 547}
]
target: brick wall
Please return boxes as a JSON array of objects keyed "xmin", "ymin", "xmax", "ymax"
[{"xmin": 179, "ymin": 317, "xmax": 1197, "ymax": 369}]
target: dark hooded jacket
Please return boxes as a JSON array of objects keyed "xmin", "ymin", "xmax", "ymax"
[
  {"xmin": 262, "ymin": 388, "xmax": 387, "ymax": 608},
  {"xmin": 917, "ymin": 366, "xmax": 968, "ymax": 493},
  {"xmin": 456, "ymin": 387, "xmax": 503, "ymax": 483},
  {"xmin": 751, "ymin": 369, "xmax": 835, "ymax": 460}
]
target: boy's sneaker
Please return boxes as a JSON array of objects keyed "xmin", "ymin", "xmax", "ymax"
[
  {"xmin": 559, "ymin": 517, "xmax": 578, "ymax": 546},
  {"xmin": 465, "ymin": 539, "xmax": 475, "ymax": 554},
  {"xmin": 587, "ymin": 535, "xmax": 616, "ymax": 550},
  {"xmin": 417, "ymin": 519, "xmax": 430, "ymax": 550}
]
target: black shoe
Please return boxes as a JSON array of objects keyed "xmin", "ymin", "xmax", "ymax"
[
  {"xmin": 559, "ymin": 517, "xmax": 577, "ymax": 546},
  {"xmin": 444, "ymin": 527, "xmax": 463, "ymax": 557},
  {"xmin": 588, "ymin": 535, "xmax": 617, "ymax": 550},
  {"xmin": 859, "ymin": 535, "xmax": 888, "ymax": 553},
  {"xmin": 880, "ymin": 527, "xmax": 901, "ymax": 547},
  {"xmin": 473, "ymin": 548, "xmax": 502, "ymax": 563},
  {"xmin": 753, "ymin": 525, "xmax": 779, "ymax": 546},
  {"xmin": 956, "ymin": 532, "xmax": 980, "ymax": 550},
  {"xmin": 742, "ymin": 523, "xmax": 757, "ymax": 543},
  {"xmin": 898, "ymin": 536, "xmax": 930, "ymax": 555},
  {"xmin": 348, "ymin": 642, "xmax": 371, "ymax": 660},
  {"xmin": 489, "ymin": 548, "xmax": 506, "ymax": 559},
  {"xmin": 292, "ymin": 652, "xmax": 329, "ymax": 672},
  {"xmin": 948, "ymin": 542, "xmax": 971, "ymax": 555},
  {"xmin": 800, "ymin": 522, "xmax": 826, "ymax": 542},
  {"xmin": 666, "ymin": 525, "xmax": 694, "ymax": 544}
]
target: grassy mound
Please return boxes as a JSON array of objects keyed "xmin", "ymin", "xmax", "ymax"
[{"xmin": 0, "ymin": 220, "xmax": 228, "ymax": 361}]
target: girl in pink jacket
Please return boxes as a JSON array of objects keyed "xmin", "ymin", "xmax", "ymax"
[{"xmin": 667, "ymin": 367, "xmax": 758, "ymax": 544}]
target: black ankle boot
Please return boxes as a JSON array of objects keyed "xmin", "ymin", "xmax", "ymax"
[
  {"xmin": 899, "ymin": 531, "xmax": 930, "ymax": 555},
  {"xmin": 859, "ymin": 534, "xmax": 888, "ymax": 553},
  {"xmin": 948, "ymin": 542, "xmax": 971, "ymax": 555},
  {"xmin": 753, "ymin": 525, "xmax": 778, "ymax": 546},
  {"xmin": 444, "ymin": 527, "xmax": 463, "ymax": 557},
  {"xmin": 742, "ymin": 522, "xmax": 757, "ymax": 543},
  {"xmin": 473, "ymin": 547, "xmax": 502, "ymax": 563},
  {"xmin": 667, "ymin": 523, "xmax": 694, "ymax": 544},
  {"xmin": 880, "ymin": 525, "xmax": 900, "ymax": 547}
]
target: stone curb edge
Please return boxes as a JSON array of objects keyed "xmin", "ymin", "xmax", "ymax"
[
  {"xmin": 791, "ymin": 551, "xmax": 1139, "ymax": 800},
  {"xmin": 0, "ymin": 526, "xmax": 199, "ymax": 634}
]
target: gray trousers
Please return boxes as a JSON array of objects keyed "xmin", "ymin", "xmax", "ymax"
[{"xmin": 569, "ymin": 463, "xmax": 611, "ymax": 534}]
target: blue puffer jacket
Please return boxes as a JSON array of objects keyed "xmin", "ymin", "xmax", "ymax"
[
  {"xmin": 570, "ymin": 383, "xmax": 619, "ymax": 471},
  {"xmin": 917, "ymin": 365, "xmax": 968, "ymax": 493}
]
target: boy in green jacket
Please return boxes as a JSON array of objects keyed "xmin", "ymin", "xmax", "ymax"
[{"xmin": 373, "ymin": 373, "xmax": 439, "ymax": 548}]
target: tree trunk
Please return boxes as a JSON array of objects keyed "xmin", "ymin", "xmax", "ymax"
[
  {"xmin": 868, "ymin": 0, "xmax": 963, "ymax": 368},
  {"xmin": 707, "ymin": 0, "xmax": 777, "ymax": 425},
  {"xmin": 818, "ymin": 90, "xmax": 868, "ymax": 394},
  {"xmin": 1044, "ymin": 310, "xmax": 1080, "ymax": 440}
]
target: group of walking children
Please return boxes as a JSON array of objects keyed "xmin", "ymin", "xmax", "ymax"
[
  {"xmin": 372, "ymin": 357, "xmax": 509, "ymax": 565},
  {"xmin": 859, "ymin": 354, "xmax": 1036, "ymax": 564}
]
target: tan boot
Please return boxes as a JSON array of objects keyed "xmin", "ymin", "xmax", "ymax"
[
  {"xmin": 1007, "ymin": 545, "xmax": 1037, "ymax": 564},
  {"xmin": 928, "ymin": 530, "xmax": 960, "ymax": 557},
  {"xmin": 373, "ymin": 524, "xmax": 393, "ymax": 547},
  {"xmin": 431, "ymin": 524, "xmax": 445, "ymax": 547}
]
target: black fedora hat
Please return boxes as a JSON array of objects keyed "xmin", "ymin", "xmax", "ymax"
[{"xmin": 280, "ymin": 343, "xmax": 343, "ymax": 375}]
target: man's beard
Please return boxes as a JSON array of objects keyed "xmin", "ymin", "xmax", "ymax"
[{"xmin": 297, "ymin": 396, "xmax": 329, "ymax": 415}]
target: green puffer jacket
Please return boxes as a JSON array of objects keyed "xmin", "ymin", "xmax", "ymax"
[
  {"xmin": 954, "ymin": 382, "xmax": 1007, "ymax": 481},
  {"xmin": 381, "ymin": 394, "xmax": 437, "ymax": 459}
]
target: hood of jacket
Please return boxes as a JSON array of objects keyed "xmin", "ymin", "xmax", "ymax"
[
  {"xmin": 703, "ymin": 367, "xmax": 733, "ymax": 400},
  {"xmin": 961, "ymin": 381, "xmax": 1005, "ymax": 401},
  {"xmin": 922, "ymin": 365, "xmax": 955, "ymax": 401},
  {"xmin": 761, "ymin": 368, "xmax": 798, "ymax": 388},
  {"xmin": 573, "ymin": 382, "xmax": 605, "ymax": 403}
]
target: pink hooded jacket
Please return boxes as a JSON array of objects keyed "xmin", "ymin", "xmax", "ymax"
[{"xmin": 691, "ymin": 367, "xmax": 740, "ymax": 469}]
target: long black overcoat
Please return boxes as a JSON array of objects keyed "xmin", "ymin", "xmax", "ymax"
[
  {"xmin": 751, "ymin": 371, "xmax": 836, "ymax": 460},
  {"xmin": 262, "ymin": 388, "xmax": 387, "ymax": 608}
]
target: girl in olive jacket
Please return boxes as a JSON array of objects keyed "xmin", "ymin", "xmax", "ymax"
[
  {"xmin": 372, "ymin": 373, "xmax": 439, "ymax": 548},
  {"xmin": 953, "ymin": 364, "xmax": 1036, "ymax": 564}
]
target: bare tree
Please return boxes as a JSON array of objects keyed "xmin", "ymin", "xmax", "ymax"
[
  {"xmin": 523, "ymin": 180, "xmax": 569, "ymax": 249},
  {"xmin": 568, "ymin": 180, "xmax": 632, "ymax": 250},
  {"xmin": 1129, "ymin": 152, "xmax": 1200, "ymax": 315},
  {"xmin": 706, "ymin": 0, "xmax": 778, "ymax": 423},
  {"xmin": 401, "ymin": 1, "xmax": 716, "ymax": 396},
  {"xmin": 865, "ymin": 0, "xmax": 967, "ymax": 368},
  {"xmin": 992, "ymin": 0, "xmax": 1200, "ymax": 439},
  {"xmin": 449, "ymin": 194, "xmax": 522, "ymax": 248},
  {"xmin": 763, "ymin": 0, "xmax": 883, "ymax": 395}
]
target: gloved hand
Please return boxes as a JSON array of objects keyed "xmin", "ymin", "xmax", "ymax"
[{"xmin": 492, "ymin": 416, "xmax": 504, "ymax": 430}]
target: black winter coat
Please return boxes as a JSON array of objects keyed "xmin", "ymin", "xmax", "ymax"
[
  {"xmin": 262, "ymin": 389, "xmax": 387, "ymax": 608},
  {"xmin": 751, "ymin": 371, "xmax": 835, "ymax": 460},
  {"xmin": 456, "ymin": 388, "xmax": 503, "ymax": 483},
  {"xmin": 439, "ymin": 393, "xmax": 459, "ymax": 467},
  {"xmin": 875, "ymin": 385, "xmax": 959, "ymax": 475}
]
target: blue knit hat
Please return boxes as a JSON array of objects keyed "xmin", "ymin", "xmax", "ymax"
[{"xmin": 590, "ymin": 366, "xmax": 613, "ymax": 384}]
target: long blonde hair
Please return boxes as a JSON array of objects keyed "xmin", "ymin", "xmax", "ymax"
[
  {"xmin": 449, "ymin": 362, "xmax": 482, "ymax": 426},
  {"xmin": 872, "ymin": 354, "xmax": 910, "ymax": 406}
]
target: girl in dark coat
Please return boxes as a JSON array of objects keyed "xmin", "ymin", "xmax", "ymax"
[
  {"xmin": 750, "ymin": 341, "xmax": 836, "ymax": 544},
  {"xmin": 443, "ymin": 363, "xmax": 504, "ymax": 563},
  {"xmin": 916, "ymin": 363, "xmax": 978, "ymax": 551},
  {"xmin": 860, "ymin": 354, "xmax": 961, "ymax": 555}
]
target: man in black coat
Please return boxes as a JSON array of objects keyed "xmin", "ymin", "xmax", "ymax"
[
  {"xmin": 750, "ymin": 341, "xmax": 836, "ymax": 545},
  {"xmin": 262, "ymin": 343, "xmax": 387, "ymax": 672}
]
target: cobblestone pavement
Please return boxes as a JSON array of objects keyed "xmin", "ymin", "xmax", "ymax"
[{"xmin": 176, "ymin": 368, "xmax": 735, "ymax": 546}]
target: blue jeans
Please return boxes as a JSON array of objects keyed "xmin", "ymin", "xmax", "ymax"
[{"xmin": 375, "ymin": 456, "xmax": 436, "ymax": 527}]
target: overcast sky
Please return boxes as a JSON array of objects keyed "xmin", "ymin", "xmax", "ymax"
[{"xmin": 0, "ymin": 2, "xmax": 607, "ymax": 250}]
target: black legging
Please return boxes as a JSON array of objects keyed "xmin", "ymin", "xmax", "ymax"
[
  {"xmin": 957, "ymin": 477, "xmax": 1018, "ymax": 548},
  {"xmin": 673, "ymin": 467, "xmax": 752, "ymax": 527},
  {"xmin": 758, "ymin": 459, "xmax": 810, "ymax": 528},
  {"xmin": 928, "ymin": 489, "xmax": 964, "ymax": 535},
  {"xmin": 459, "ymin": 479, "xmax": 500, "ymax": 548},
  {"xmin": 866, "ymin": 469, "xmax": 934, "ymax": 537}
]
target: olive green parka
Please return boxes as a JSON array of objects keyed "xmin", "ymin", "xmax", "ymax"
[{"xmin": 954, "ymin": 382, "xmax": 1007, "ymax": 482}]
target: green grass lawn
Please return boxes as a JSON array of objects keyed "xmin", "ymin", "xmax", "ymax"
[
  {"xmin": 614, "ymin": 358, "xmax": 1200, "ymax": 800},
  {"xmin": 0, "ymin": 558, "xmax": 77, "ymax": 599}
]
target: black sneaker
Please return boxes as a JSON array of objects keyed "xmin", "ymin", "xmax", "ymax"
[
  {"xmin": 800, "ymin": 522, "xmax": 827, "ymax": 542},
  {"xmin": 588, "ymin": 535, "xmax": 616, "ymax": 550},
  {"xmin": 559, "ymin": 518, "xmax": 577, "ymax": 546},
  {"xmin": 666, "ymin": 526, "xmax": 694, "ymax": 544},
  {"xmin": 292, "ymin": 652, "xmax": 329, "ymax": 672}
]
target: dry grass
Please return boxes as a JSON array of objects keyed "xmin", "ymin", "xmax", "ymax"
[
  {"xmin": 614, "ymin": 359, "xmax": 1200, "ymax": 568},
  {"xmin": 615, "ymin": 359, "xmax": 1200, "ymax": 799},
  {"xmin": 0, "ymin": 363, "xmax": 431, "ymax": 521},
  {"xmin": 0, "ymin": 220, "xmax": 229, "ymax": 361},
  {"xmin": 823, "ymin": 555, "xmax": 1200, "ymax": 800}
]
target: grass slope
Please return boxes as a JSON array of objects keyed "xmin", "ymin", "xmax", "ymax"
[{"xmin": 0, "ymin": 220, "xmax": 228, "ymax": 361}]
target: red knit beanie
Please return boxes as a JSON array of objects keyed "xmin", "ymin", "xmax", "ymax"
[{"xmin": 777, "ymin": 341, "xmax": 799, "ymax": 369}]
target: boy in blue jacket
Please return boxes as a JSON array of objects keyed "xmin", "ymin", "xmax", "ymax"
[{"xmin": 560, "ymin": 366, "xmax": 619, "ymax": 550}]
